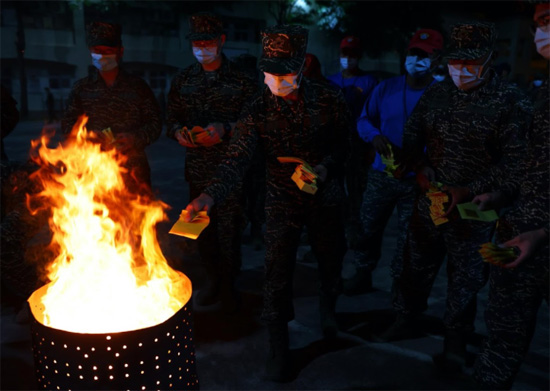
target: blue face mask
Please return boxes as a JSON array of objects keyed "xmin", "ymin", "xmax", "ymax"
[
  {"xmin": 533, "ymin": 79, "xmax": 543, "ymax": 87},
  {"xmin": 91, "ymin": 53, "xmax": 118, "ymax": 72},
  {"xmin": 404, "ymin": 56, "xmax": 431, "ymax": 77},
  {"xmin": 192, "ymin": 46, "xmax": 218, "ymax": 64},
  {"xmin": 263, "ymin": 72, "xmax": 301, "ymax": 97},
  {"xmin": 433, "ymin": 74, "xmax": 446, "ymax": 82},
  {"xmin": 340, "ymin": 57, "xmax": 358, "ymax": 70}
]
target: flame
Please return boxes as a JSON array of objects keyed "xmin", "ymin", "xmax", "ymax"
[{"xmin": 27, "ymin": 115, "xmax": 191, "ymax": 334}]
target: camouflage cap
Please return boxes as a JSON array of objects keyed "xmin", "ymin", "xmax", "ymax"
[
  {"xmin": 186, "ymin": 12, "xmax": 223, "ymax": 41},
  {"xmin": 446, "ymin": 22, "xmax": 497, "ymax": 60},
  {"xmin": 258, "ymin": 25, "xmax": 308, "ymax": 74},
  {"xmin": 86, "ymin": 21, "xmax": 122, "ymax": 47}
]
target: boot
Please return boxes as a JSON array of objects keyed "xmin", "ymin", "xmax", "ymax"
[
  {"xmin": 373, "ymin": 313, "xmax": 418, "ymax": 342},
  {"xmin": 264, "ymin": 323, "xmax": 291, "ymax": 382},
  {"xmin": 195, "ymin": 273, "xmax": 221, "ymax": 306},
  {"xmin": 342, "ymin": 268, "xmax": 373, "ymax": 296},
  {"xmin": 433, "ymin": 329, "xmax": 468, "ymax": 374},
  {"xmin": 319, "ymin": 293, "xmax": 338, "ymax": 339}
]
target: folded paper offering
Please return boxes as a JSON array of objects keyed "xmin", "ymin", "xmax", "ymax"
[
  {"xmin": 426, "ymin": 182, "xmax": 449, "ymax": 225},
  {"xmin": 380, "ymin": 144, "xmax": 401, "ymax": 178},
  {"xmin": 169, "ymin": 210, "xmax": 210, "ymax": 240},
  {"xmin": 479, "ymin": 242, "xmax": 518, "ymax": 266},
  {"xmin": 277, "ymin": 156, "xmax": 318, "ymax": 195},
  {"xmin": 457, "ymin": 202, "xmax": 498, "ymax": 222},
  {"xmin": 101, "ymin": 127, "xmax": 116, "ymax": 144}
]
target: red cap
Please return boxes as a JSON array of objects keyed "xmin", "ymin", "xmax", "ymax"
[
  {"xmin": 534, "ymin": 3, "xmax": 550, "ymax": 21},
  {"xmin": 407, "ymin": 29, "xmax": 443, "ymax": 54},
  {"xmin": 340, "ymin": 36, "xmax": 361, "ymax": 50}
]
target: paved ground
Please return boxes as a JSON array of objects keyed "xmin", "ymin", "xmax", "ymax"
[{"xmin": 1, "ymin": 120, "xmax": 548, "ymax": 390}]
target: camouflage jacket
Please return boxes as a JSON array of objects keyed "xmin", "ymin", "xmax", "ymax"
[
  {"xmin": 204, "ymin": 78, "xmax": 353, "ymax": 208},
  {"xmin": 499, "ymin": 79, "xmax": 549, "ymax": 235},
  {"xmin": 166, "ymin": 55, "xmax": 257, "ymax": 187},
  {"xmin": 61, "ymin": 68, "xmax": 161, "ymax": 157},
  {"xmin": 402, "ymin": 75, "xmax": 533, "ymax": 195}
]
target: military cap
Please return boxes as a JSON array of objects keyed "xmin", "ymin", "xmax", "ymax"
[
  {"xmin": 186, "ymin": 12, "xmax": 224, "ymax": 41},
  {"xmin": 446, "ymin": 22, "xmax": 497, "ymax": 60},
  {"xmin": 258, "ymin": 25, "xmax": 308, "ymax": 74},
  {"xmin": 86, "ymin": 21, "xmax": 122, "ymax": 47}
]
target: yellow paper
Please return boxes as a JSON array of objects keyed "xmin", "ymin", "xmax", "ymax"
[
  {"xmin": 457, "ymin": 202, "xmax": 498, "ymax": 222},
  {"xmin": 101, "ymin": 127, "xmax": 116, "ymax": 144},
  {"xmin": 169, "ymin": 210, "xmax": 210, "ymax": 240},
  {"xmin": 278, "ymin": 156, "xmax": 319, "ymax": 194}
]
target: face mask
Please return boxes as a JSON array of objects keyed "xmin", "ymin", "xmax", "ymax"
[
  {"xmin": 447, "ymin": 53, "xmax": 492, "ymax": 91},
  {"xmin": 192, "ymin": 46, "xmax": 218, "ymax": 64},
  {"xmin": 263, "ymin": 72, "xmax": 301, "ymax": 97},
  {"xmin": 534, "ymin": 27, "xmax": 550, "ymax": 59},
  {"xmin": 404, "ymin": 56, "xmax": 431, "ymax": 77},
  {"xmin": 533, "ymin": 79, "xmax": 543, "ymax": 87},
  {"xmin": 340, "ymin": 57, "xmax": 358, "ymax": 70},
  {"xmin": 91, "ymin": 53, "xmax": 118, "ymax": 72},
  {"xmin": 433, "ymin": 74, "xmax": 446, "ymax": 82}
]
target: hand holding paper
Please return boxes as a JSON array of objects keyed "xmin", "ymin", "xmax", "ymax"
[
  {"xmin": 169, "ymin": 210, "xmax": 210, "ymax": 240},
  {"xmin": 277, "ymin": 156, "xmax": 319, "ymax": 194}
]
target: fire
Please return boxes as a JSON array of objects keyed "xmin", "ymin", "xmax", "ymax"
[{"xmin": 27, "ymin": 115, "xmax": 191, "ymax": 334}]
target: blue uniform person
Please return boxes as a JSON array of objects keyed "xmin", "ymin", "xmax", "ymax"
[{"xmin": 343, "ymin": 29, "xmax": 444, "ymax": 295}]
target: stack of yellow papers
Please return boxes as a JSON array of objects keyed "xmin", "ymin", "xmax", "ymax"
[
  {"xmin": 169, "ymin": 210, "xmax": 210, "ymax": 240},
  {"xmin": 277, "ymin": 156, "xmax": 319, "ymax": 195},
  {"xmin": 457, "ymin": 202, "xmax": 498, "ymax": 222},
  {"xmin": 479, "ymin": 242, "xmax": 517, "ymax": 266},
  {"xmin": 380, "ymin": 144, "xmax": 401, "ymax": 178},
  {"xmin": 426, "ymin": 182, "xmax": 448, "ymax": 226}
]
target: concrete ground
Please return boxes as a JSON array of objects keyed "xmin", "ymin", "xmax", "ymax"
[{"xmin": 1, "ymin": 120, "xmax": 548, "ymax": 390}]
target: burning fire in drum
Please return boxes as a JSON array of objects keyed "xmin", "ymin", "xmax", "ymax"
[{"xmin": 26, "ymin": 116, "xmax": 198, "ymax": 390}]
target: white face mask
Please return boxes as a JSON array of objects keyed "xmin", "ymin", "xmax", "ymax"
[
  {"xmin": 340, "ymin": 57, "xmax": 358, "ymax": 70},
  {"xmin": 534, "ymin": 27, "xmax": 550, "ymax": 60},
  {"xmin": 433, "ymin": 74, "xmax": 446, "ymax": 82},
  {"xmin": 192, "ymin": 46, "xmax": 218, "ymax": 64},
  {"xmin": 91, "ymin": 53, "xmax": 118, "ymax": 72},
  {"xmin": 533, "ymin": 79, "xmax": 543, "ymax": 87},
  {"xmin": 447, "ymin": 53, "xmax": 492, "ymax": 91},
  {"xmin": 263, "ymin": 72, "xmax": 301, "ymax": 97},
  {"xmin": 404, "ymin": 56, "xmax": 431, "ymax": 77}
]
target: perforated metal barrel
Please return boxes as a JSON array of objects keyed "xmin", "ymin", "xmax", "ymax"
[{"xmin": 29, "ymin": 286, "xmax": 199, "ymax": 390}]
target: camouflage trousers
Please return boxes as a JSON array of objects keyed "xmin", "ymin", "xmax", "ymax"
[
  {"xmin": 190, "ymin": 183, "xmax": 245, "ymax": 279},
  {"xmin": 474, "ymin": 221, "xmax": 549, "ymax": 389},
  {"xmin": 392, "ymin": 195, "xmax": 493, "ymax": 332},
  {"xmin": 261, "ymin": 192, "xmax": 347, "ymax": 324},
  {"xmin": 353, "ymin": 168, "xmax": 416, "ymax": 278}
]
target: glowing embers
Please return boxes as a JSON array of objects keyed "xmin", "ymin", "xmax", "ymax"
[{"xmin": 30, "ymin": 300, "xmax": 199, "ymax": 390}]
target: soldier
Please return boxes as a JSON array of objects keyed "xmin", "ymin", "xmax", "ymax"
[
  {"xmin": 378, "ymin": 22, "xmax": 533, "ymax": 374},
  {"xmin": 166, "ymin": 12, "xmax": 257, "ymax": 309},
  {"xmin": 472, "ymin": 3, "xmax": 549, "ymax": 388},
  {"xmin": 62, "ymin": 21, "xmax": 162, "ymax": 194},
  {"xmin": 344, "ymin": 29, "xmax": 444, "ymax": 295},
  {"xmin": 184, "ymin": 25, "xmax": 352, "ymax": 381},
  {"xmin": 327, "ymin": 36, "xmax": 378, "ymax": 252}
]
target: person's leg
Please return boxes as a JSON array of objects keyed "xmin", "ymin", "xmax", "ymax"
[
  {"xmin": 389, "ymin": 179, "xmax": 416, "ymax": 279},
  {"xmin": 307, "ymin": 203, "xmax": 347, "ymax": 337},
  {"xmin": 262, "ymin": 199, "xmax": 303, "ymax": 381},
  {"xmin": 434, "ymin": 220, "xmax": 493, "ymax": 370},
  {"xmin": 380, "ymin": 196, "xmax": 446, "ymax": 341},
  {"xmin": 344, "ymin": 169, "xmax": 397, "ymax": 295},
  {"xmin": 215, "ymin": 188, "xmax": 246, "ymax": 312},
  {"xmin": 474, "ymin": 247, "xmax": 548, "ymax": 389}
]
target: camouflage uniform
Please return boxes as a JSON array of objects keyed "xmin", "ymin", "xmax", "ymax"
[
  {"xmin": 203, "ymin": 26, "xmax": 351, "ymax": 325},
  {"xmin": 166, "ymin": 13, "xmax": 257, "ymax": 291},
  {"xmin": 393, "ymin": 23, "xmax": 533, "ymax": 339},
  {"xmin": 473, "ymin": 78, "xmax": 549, "ymax": 389},
  {"xmin": 62, "ymin": 22, "xmax": 161, "ymax": 193}
]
